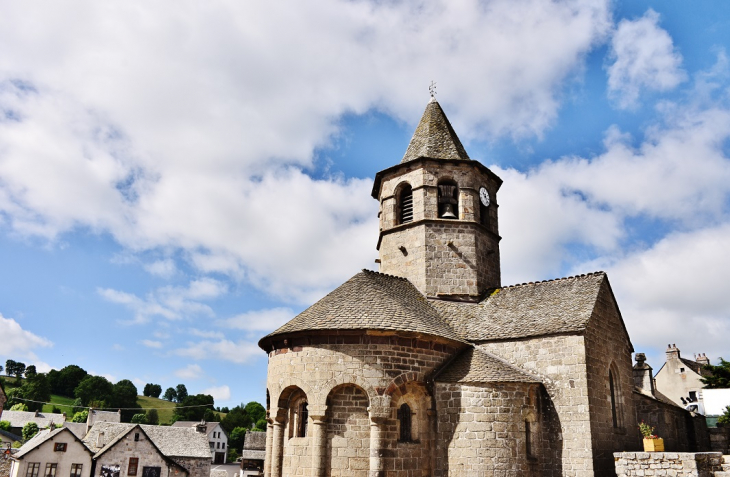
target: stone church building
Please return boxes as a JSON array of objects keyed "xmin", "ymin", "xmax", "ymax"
[{"xmin": 258, "ymin": 99, "xmax": 704, "ymax": 476}]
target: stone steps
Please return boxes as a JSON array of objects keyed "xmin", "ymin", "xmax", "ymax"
[{"xmin": 713, "ymin": 455, "xmax": 730, "ymax": 476}]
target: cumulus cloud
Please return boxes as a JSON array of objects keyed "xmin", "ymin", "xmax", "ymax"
[
  {"xmin": 175, "ymin": 364, "xmax": 204, "ymax": 380},
  {"xmin": 173, "ymin": 339, "xmax": 262, "ymax": 364},
  {"xmin": 202, "ymin": 385, "xmax": 231, "ymax": 402},
  {"xmin": 607, "ymin": 9, "xmax": 686, "ymax": 109},
  {"xmin": 0, "ymin": 313, "xmax": 53, "ymax": 359},
  {"xmin": 141, "ymin": 340, "xmax": 163, "ymax": 349},
  {"xmin": 144, "ymin": 259, "xmax": 177, "ymax": 279},
  {"xmin": 217, "ymin": 308, "xmax": 294, "ymax": 333},
  {"xmin": 98, "ymin": 277, "xmax": 227, "ymax": 323},
  {"xmin": 0, "ymin": 0, "xmax": 612, "ymax": 305}
]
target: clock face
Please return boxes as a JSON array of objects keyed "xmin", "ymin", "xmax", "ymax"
[{"xmin": 479, "ymin": 187, "xmax": 490, "ymax": 207}]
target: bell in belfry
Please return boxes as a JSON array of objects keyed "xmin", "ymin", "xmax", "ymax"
[{"xmin": 438, "ymin": 183, "xmax": 458, "ymax": 219}]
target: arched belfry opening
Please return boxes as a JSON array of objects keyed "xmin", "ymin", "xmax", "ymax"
[
  {"xmin": 397, "ymin": 183, "xmax": 413, "ymax": 224},
  {"xmin": 437, "ymin": 179, "xmax": 458, "ymax": 219}
]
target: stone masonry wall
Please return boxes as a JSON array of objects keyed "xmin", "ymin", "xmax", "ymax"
[
  {"xmin": 267, "ymin": 335, "xmax": 459, "ymax": 477},
  {"xmin": 584, "ymin": 280, "xmax": 640, "ymax": 476},
  {"xmin": 169, "ymin": 457, "xmax": 209, "ymax": 477},
  {"xmin": 325, "ymin": 386, "xmax": 370, "ymax": 477},
  {"xmin": 613, "ymin": 452, "xmax": 723, "ymax": 477},
  {"xmin": 434, "ymin": 382, "xmax": 548, "ymax": 477},
  {"xmin": 94, "ymin": 431, "xmax": 182, "ymax": 477},
  {"xmin": 478, "ymin": 335, "xmax": 594, "ymax": 476},
  {"xmin": 634, "ymin": 392, "xmax": 710, "ymax": 453}
]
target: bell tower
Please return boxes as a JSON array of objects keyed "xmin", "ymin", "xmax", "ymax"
[{"xmin": 371, "ymin": 98, "xmax": 502, "ymax": 300}]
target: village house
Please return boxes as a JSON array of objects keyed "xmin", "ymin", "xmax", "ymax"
[
  {"xmin": 258, "ymin": 98, "xmax": 711, "ymax": 477},
  {"xmin": 0, "ymin": 412, "xmax": 66, "ymax": 438},
  {"xmin": 170, "ymin": 421, "xmax": 228, "ymax": 464},
  {"xmin": 239, "ymin": 431, "xmax": 266, "ymax": 477},
  {"xmin": 8, "ymin": 427, "xmax": 94, "ymax": 477},
  {"xmin": 654, "ymin": 344, "xmax": 712, "ymax": 412}
]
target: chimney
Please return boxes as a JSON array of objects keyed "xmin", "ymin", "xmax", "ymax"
[
  {"xmin": 666, "ymin": 344, "xmax": 680, "ymax": 361},
  {"xmin": 97, "ymin": 431, "xmax": 105, "ymax": 448},
  {"xmin": 633, "ymin": 353, "xmax": 655, "ymax": 396},
  {"xmin": 35, "ymin": 411, "xmax": 40, "ymax": 417},
  {"xmin": 696, "ymin": 353, "xmax": 710, "ymax": 366},
  {"xmin": 195, "ymin": 420, "xmax": 207, "ymax": 434}
]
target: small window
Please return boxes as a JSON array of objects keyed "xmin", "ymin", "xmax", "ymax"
[
  {"xmin": 70, "ymin": 464, "xmax": 83, "ymax": 477},
  {"xmin": 128, "ymin": 458, "xmax": 138, "ymax": 477},
  {"xmin": 398, "ymin": 185, "xmax": 414, "ymax": 224},
  {"xmin": 45, "ymin": 464, "xmax": 57, "ymax": 477},
  {"xmin": 689, "ymin": 391, "xmax": 697, "ymax": 402},
  {"xmin": 525, "ymin": 421, "xmax": 533, "ymax": 458},
  {"xmin": 680, "ymin": 367, "xmax": 685, "ymax": 373},
  {"xmin": 209, "ymin": 442, "xmax": 214, "ymax": 449},
  {"xmin": 222, "ymin": 443, "xmax": 225, "ymax": 450},
  {"xmin": 26, "ymin": 463, "xmax": 40, "ymax": 477},
  {"xmin": 397, "ymin": 403, "xmax": 412, "ymax": 442},
  {"xmin": 54, "ymin": 443, "xmax": 67, "ymax": 452},
  {"xmin": 297, "ymin": 402, "xmax": 308, "ymax": 437},
  {"xmin": 134, "ymin": 433, "xmax": 140, "ymax": 442}
]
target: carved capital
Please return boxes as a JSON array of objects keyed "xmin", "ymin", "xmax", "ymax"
[{"xmin": 368, "ymin": 406, "xmax": 391, "ymax": 422}]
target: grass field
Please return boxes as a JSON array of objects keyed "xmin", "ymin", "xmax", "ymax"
[
  {"xmin": 137, "ymin": 395, "xmax": 177, "ymax": 424},
  {"xmin": 42, "ymin": 395, "xmax": 77, "ymax": 414}
]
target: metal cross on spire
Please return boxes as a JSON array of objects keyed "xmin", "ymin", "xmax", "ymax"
[{"xmin": 429, "ymin": 81, "xmax": 437, "ymax": 100}]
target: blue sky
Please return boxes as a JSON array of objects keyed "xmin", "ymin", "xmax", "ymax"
[{"xmin": 1, "ymin": 0, "xmax": 729, "ymax": 409}]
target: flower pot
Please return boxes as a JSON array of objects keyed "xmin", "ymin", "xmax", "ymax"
[{"xmin": 643, "ymin": 438, "xmax": 664, "ymax": 452}]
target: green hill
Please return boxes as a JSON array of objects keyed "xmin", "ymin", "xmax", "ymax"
[{"xmin": 137, "ymin": 395, "xmax": 177, "ymax": 424}]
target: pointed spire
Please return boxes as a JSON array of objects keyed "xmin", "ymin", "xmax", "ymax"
[{"xmin": 401, "ymin": 100, "xmax": 470, "ymax": 163}]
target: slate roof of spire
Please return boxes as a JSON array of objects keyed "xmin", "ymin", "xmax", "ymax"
[
  {"xmin": 435, "ymin": 347, "xmax": 540, "ymax": 384},
  {"xmin": 401, "ymin": 99, "xmax": 470, "ymax": 163},
  {"xmin": 260, "ymin": 269, "xmax": 464, "ymax": 345}
]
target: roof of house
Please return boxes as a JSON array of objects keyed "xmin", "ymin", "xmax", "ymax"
[
  {"xmin": 170, "ymin": 421, "xmax": 224, "ymax": 437},
  {"xmin": 0, "ymin": 428, "xmax": 22, "ymax": 442},
  {"xmin": 240, "ymin": 449, "xmax": 266, "ymax": 461},
  {"xmin": 84, "ymin": 422, "xmax": 210, "ymax": 459},
  {"xmin": 431, "ymin": 272, "xmax": 607, "ymax": 342},
  {"xmin": 62, "ymin": 422, "xmax": 88, "ymax": 439},
  {"xmin": 243, "ymin": 431, "xmax": 266, "ymax": 450},
  {"xmin": 13, "ymin": 427, "xmax": 92, "ymax": 459},
  {"xmin": 0, "ymin": 411, "xmax": 66, "ymax": 429},
  {"xmin": 260, "ymin": 269, "xmax": 465, "ymax": 347},
  {"xmin": 434, "ymin": 347, "xmax": 541, "ymax": 384},
  {"xmin": 401, "ymin": 99, "xmax": 470, "ymax": 163}
]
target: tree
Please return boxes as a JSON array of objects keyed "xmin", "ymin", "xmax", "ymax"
[
  {"xmin": 0, "ymin": 421, "xmax": 11, "ymax": 432},
  {"xmin": 701, "ymin": 358, "xmax": 730, "ymax": 388},
  {"xmin": 253, "ymin": 419, "xmax": 267, "ymax": 432},
  {"xmin": 244, "ymin": 402, "xmax": 266, "ymax": 423},
  {"xmin": 131, "ymin": 413, "xmax": 147, "ymax": 424},
  {"xmin": 143, "ymin": 383, "xmax": 162, "ymax": 398},
  {"xmin": 20, "ymin": 372, "xmax": 51, "ymax": 412},
  {"xmin": 174, "ymin": 394, "xmax": 214, "ymax": 421},
  {"xmin": 718, "ymin": 405, "xmax": 730, "ymax": 426},
  {"xmin": 0, "ymin": 364, "xmax": 3, "ymax": 374},
  {"xmin": 10, "ymin": 403, "xmax": 28, "ymax": 411},
  {"xmin": 163, "ymin": 387, "xmax": 177, "ymax": 402},
  {"xmin": 6, "ymin": 360, "xmax": 26, "ymax": 380},
  {"xmin": 49, "ymin": 365, "xmax": 88, "ymax": 397},
  {"xmin": 22, "ymin": 422, "xmax": 39, "ymax": 441},
  {"xmin": 24, "ymin": 365, "xmax": 37, "ymax": 377},
  {"xmin": 175, "ymin": 384, "xmax": 188, "ymax": 403},
  {"xmin": 72, "ymin": 410, "xmax": 89, "ymax": 423},
  {"xmin": 145, "ymin": 408, "xmax": 159, "ymax": 425},
  {"xmin": 111, "ymin": 380, "xmax": 140, "ymax": 422},
  {"xmin": 74, "ymin": 375, "xmax": 113, "ymax": 406},
  {"xmin": 228, "ymin": 427, "xmax": 247, "ymax": 453},
  {"xmin": 221, "ymin": 404, "xmax": 253, "ymax": 433}
]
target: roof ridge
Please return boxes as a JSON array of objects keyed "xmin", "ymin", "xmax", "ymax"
[
  {"xmin": 361, "ymin": 268, "xmax": 409, "ymax": 281},
  {"xmin": 500, "ymin": 271, "xmax": 605, "ymax": 290}
]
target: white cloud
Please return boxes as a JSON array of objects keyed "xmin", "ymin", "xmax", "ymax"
[
  {"xmin": 175, "ymin": 364, "xmax": 203, "ymax": 380},
  {"xmin": 144, "ymin": 259, "xmax": 177, "ymax": 278},
  {"xmin": 607, "ymin": 9, "xmax": 686, "ymax": 109},
  {"xmin": 0, "ymin": 313, "xmax": 53, "ymax": 359},
  {"xmin": 0, "ymin": 0, "xmax": 612, "ymax": 304},
  {"xmin": 201, "ymin": 385, "xmax": 231, "ymax": 402},
  {"xmin": 217, "ymin": 308, "xmax": 294, "ymax": 333},
  {"xmin": 141, "ymin": 339, "xmax": 163, "ymax": 349},
  {"xmin": 173, "ymin": 339, "xmax": 262, "ymax": 364},
  {"xmin": 98, "ymin": 277, "xmax": 227, "ymax": 323},
  {"xmin": 189, "ymin": 329, "xmax": 225, "ymax": 339}
]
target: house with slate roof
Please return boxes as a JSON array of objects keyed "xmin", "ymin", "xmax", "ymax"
[
  {"xmin": 0, "ymin": 412, "xmax": 66, "ymax": 437},
  {"xmin": 258, "ymin": 97, "xmax": 709, "ymax": 477},
  {"xmin": 654, "ymin": 344, "xmax": 712, "ymax": 411},
  {"xmin": 170, "ymin": 421, "xmax": 228, "ymax": 464},
  {"xmin": 9, "ymin": 427, "xmax": 93, "ymax": 477}
]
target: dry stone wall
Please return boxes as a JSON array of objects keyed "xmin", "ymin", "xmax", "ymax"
[{"xmin": 614, "ymin": 452, "xmax": 723, "ymax": 476}]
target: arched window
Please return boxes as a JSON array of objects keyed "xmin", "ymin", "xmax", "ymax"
[
  {"xmin": 398, "ymin": 185, "xmax": 413, "ymax": 224},
  {"xmin": 437, "ymin": 180, "xmax": 458, "ymax": 219},
  {"xmin": 397, "ymin": 403, "xmax": 412, "ymax": 442},
  {"xmin": 609, "ymin": 370, "xmax": 618, "ymax": 428},
  {"xmin": 297, "ymin": 402, "xmax": 308, "ymax": 437}
]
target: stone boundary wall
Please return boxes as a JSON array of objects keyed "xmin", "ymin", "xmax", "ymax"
[
  {"xmin": 614, "ymin": 452, "xmax": 723, "ymax": 477},
  {"xmin": 708, "ymin": 426, "xmax": 730, "ymax": 454}
]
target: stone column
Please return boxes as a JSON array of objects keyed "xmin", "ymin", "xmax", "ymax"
[
  {"xmin": 264, "ymin": 416, "xmax": 274, "ymax": 477},
  {"xmin": 309, "ymin": 405, "xmax": 328, "ymax": 477},
  {"xmin": 368, "ymin": 406, "xmax": 390, "ymax": 477},
  {"xmin": 270, "ymin": 408, "xmax": 287, "ymax": 477}
]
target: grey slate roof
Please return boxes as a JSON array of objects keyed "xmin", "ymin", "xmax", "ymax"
[
  {"xmin": 431, "ymin": 272, "xmax": 606, "ymax": 342},
  {"xmin": 243, "ymin": 431, "xmax": 266, "ymax": 450},
  {"xmin": 62, "ymin": 422, "xmax": 88, "ymax": 439},
  {"xmin": 171, "ymin": 420, "xmax": 224, "ymax": 437},
  {"xmin": 14, "ymin": 427, "xmax": 91, "ymax": 459},
  {"xmin": 240, "ymin": 449, "xmax": 266, "ymax": 460},
  {"xmin": 84, "ymin": 422, "xmax": 210, "ymax": 459},
  {"xmin": 401, "ymin": 99, "xmax": 470, "ymax": 163},
  {"xmin": 0, "ymin": 410, "xmax": 66, "ymax": 429},
  {"xmin": 0, "ymin": 428, "xmax": 22, "ymax": 442},
  {"xmin": 435, "ymin": 347, "xmax": 540, "ymax": 384},
  {"xmin": 261, "ymin": 269, "xmax": 464, "ymax": 344}
]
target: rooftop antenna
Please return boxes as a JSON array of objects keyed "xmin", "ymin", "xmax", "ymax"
[{"xmin": 429, "ymin": 81, "xmax": 437, "ymax": 101}]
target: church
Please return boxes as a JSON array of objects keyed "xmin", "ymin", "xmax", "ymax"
[{"xmin": 257, "ymin": 98, "xmax": 705, "ymax": 476}]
